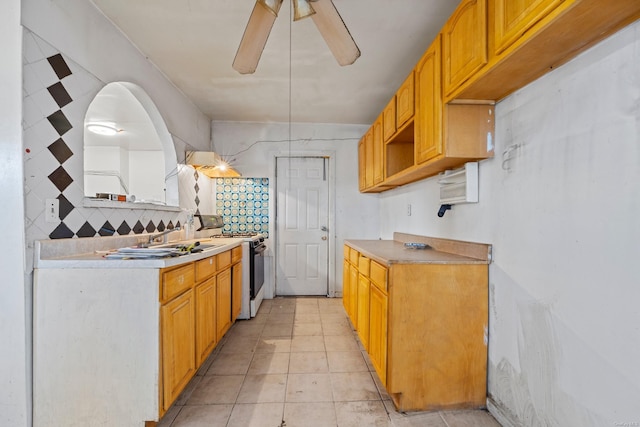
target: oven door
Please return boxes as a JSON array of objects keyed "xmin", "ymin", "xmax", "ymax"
[{"xmin": 250, "ymin": 242, "xmax": 266, "ymax": 299}]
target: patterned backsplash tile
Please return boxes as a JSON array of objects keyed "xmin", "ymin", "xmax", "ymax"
[{"xmin": 215, "ymin": 178, "xmax": 270, "ymax": 237}]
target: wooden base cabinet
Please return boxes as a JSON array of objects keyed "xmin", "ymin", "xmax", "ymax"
[
  {"xmin": 386, "ymin": 263, "xmax": 488, "ymax": 411},
  {"xmin": 216, "ymin": 267, "xmax": 232, "ymax": 341},
  {"xmin": 232, "ymin": 262, "xmax": 242, "ymax": 321},
  {"xmin": 368, "ymin": 284, "xmax": 388, "ymax": 386},
  {"xmin": 161, "ymin": 289, "xmax": 196, "ymax": 412},
  {"xmin": 344, "ymin": 243, "xmax": 489, "ymax": 412},
  {"xmin": 195, "ymin": 277, "xmax": 217, "ymax": 366}
]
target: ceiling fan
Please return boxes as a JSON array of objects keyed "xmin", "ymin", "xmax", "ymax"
[{"xmin": 233, "ymin": 0, "xmax": 361, "ymax": 74}]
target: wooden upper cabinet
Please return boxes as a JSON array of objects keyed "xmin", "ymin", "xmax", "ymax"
[
  {"xmin": 364, "ymin": 128, "xmax": 375, "ymax": 189},
  {"xmin": 414, "ymin": 36, "xmax": 443, "ymax": 165},
  {"xmin": 492, "ymin": 0, "xmax": 564, "ymax": 55},
  {"xmin": 372, "ymin": 117, "xmax": 384, "ymax": 184},
  {"xmin": 442, "ymin": 0, "xmax": 488, "ymax": 97},
  {"xmin": 358, "ymin": 137, "xmax": 366, "ymax": 191},
  {"xmin": 396, "ymin": 72, "xmax": 415, "ymax": 128},
  {"xmin": 382, "ymin": 98, "xmax": 396, "ymax": 142}
]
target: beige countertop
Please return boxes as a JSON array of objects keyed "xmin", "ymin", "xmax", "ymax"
[{"xmin": 346, "ymin": 234, "xmax": 491, "ymax": 266}]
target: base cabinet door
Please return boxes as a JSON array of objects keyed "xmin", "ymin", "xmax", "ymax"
[
  {"xmin": 369, "ymin": 285, "xmax": 388, "ymax": 386},
  {"xmin": 231, "ymin": 262, "xmax": 242, "ymax": 322},
  {"xmin": 195, "ymin": 277, "xmax": 217, "ymax": 366},
  {"xmin": 161, "ymin": 289, "xmax": 196, "ymax": 412},
  {"xmin": 216, "ymin": 268, "xmax": 232, "ymax": 341},
  {"xmin": 342, "ymin": 259, "xmax": 351, "ymax": 313},
  {"xmin": 357, "ymin": 274, "xmax": 371, "ymax": 351},
  {"xmin": 348, "ymin": 264, "xmax": 359, "ymax": 327}
]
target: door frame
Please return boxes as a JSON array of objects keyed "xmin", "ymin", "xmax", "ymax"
[{"xmin": 270, "ymin": 150, "xmax": 337, "ymax": 297}]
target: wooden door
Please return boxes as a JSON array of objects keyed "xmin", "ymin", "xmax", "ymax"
[
  {"xmin": 396, "ymin": 72, "xmax": 415, "ymax": 128},
  {"xmin": 231, "ymin": 262, "xmax": 242, "ymax": 321},
  {"xmin": 369, "ymin": 284, "xmax": 388, "ymax": 386},
  {"xmin": 275, "ymin": 157, "xmax": 330, "ymax": 296},
  {"xmin": 493, "ymin": 0, "xmax": 563, "ymax": 54},
  {"xmin": 357, "ymin": 274, "xmax": 370, "ymax": 351},
  {"xmin": 216, "ymin": 268, "xmax": 232, "ymax": 341},
  {"xmin": 195, "ymin": 277, "xmax": 216, "ymax": 366},
  {"xmin": 415, "ymin": 36, "xmax": 443, "ymax": 164},
  {"xmin": 161, "ymin": 289, "xmax": 196, "ymax": 411},
  {"xmin": 442, "ymin": 0, "xmax": 487, "ymax": 96},
  {"xmin": 372, "ymin": 117, "xmax": 384, "ymax": 185}
]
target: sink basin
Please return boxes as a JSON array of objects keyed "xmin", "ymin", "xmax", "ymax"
[{"xmin": 151, "ymin": 242, "xmax": 221, "ymax": 252}]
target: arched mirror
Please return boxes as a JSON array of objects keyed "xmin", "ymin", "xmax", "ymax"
[{"xmin": 83, "ymin": 82, "xmax": 178, "ymax": 207}]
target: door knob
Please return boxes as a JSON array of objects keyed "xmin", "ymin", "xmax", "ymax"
[{"xmin": 321, "ymin": 236, "xmax": 327, "ymax": 240}]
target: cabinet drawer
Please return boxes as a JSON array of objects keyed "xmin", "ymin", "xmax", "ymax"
[
  {"xmin": 370, "ymin": 261, "xmax": 387, "ymax": 292},
  {"xmin": 358, "ymin": 256, "xmax": 370, "ymax": 276},
  {"xmin": 161, "ymin": 264, "xmax": 195, "ymax": 302},
  {"xmin": 231, "ymin": 246, "xmax": 242, "ymax": 263},
  {"xmin": 195, "ymin": 256, "xmax": 217, "ymax": 282},
  {"xmin": 349, "ymin": 249, "xmax": 360, "ymax": 265},
  {"xmin": 217, "ymin": 250, "xmax": 232, "ymax": 270},
  {"xmin": 344, "ymin": 245, "xmax": 351, "ymax": 260}
]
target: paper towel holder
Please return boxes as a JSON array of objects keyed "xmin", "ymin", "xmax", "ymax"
[{"xmin": 438, "ymin": 162, "xmax": 479, "ymax": 205}]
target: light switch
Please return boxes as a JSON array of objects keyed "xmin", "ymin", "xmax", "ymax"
[
  {"xmin": 45, "ymin": 199, "xmax": 59, "ymax": 223},
  {"xmin": 407, "ymin": 204, "xmax": 412, "ymax": 216}
]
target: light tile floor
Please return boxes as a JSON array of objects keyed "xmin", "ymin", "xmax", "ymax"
[{"xmin": 159, "ymin": 297, "xmax": 501, "ymax": 427}]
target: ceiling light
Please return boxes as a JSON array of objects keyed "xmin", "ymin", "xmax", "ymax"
[{"xmin": 86, "ymin": 123, "xmax": 120, "ymax": 136}]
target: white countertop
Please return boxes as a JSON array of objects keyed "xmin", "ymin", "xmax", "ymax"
[{"xmin": 35, "ymin": 236, "xmax": 245, "ymax": 269}]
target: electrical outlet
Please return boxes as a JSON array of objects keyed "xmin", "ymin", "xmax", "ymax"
[
  {"xmin": 45, "ymin": 198, "xmax": 59, "ymax": 223},
  {"xmin": 407, "ymin": 204, "xmax": 412, "ymax": 216}
]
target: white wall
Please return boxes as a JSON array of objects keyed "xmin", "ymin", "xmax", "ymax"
[
  {"xmin": 379, "ymin": 21, "xmax": 640, "ymax": 426},
  {"xmin": 212, "ymin": 121, "xmax": 380, "ymax": 295},
  {"xmin": 0, "ymin": 0, "xmax": 29, "ymax": 425},
  {"xmin": 21, "ymin": 0, "xmax": 210, "ymax": 150}
]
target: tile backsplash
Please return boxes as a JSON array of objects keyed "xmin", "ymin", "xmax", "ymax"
[{"xmin": 215, "ymin": 178, "xmax": 270, "ymax": 237}]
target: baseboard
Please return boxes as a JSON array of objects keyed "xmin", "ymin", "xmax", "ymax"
[{"xmin": 487, "ymin": 397, "xmax": 520, "ymax": 427}]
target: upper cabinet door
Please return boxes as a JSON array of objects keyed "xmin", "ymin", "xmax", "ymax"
[
  {"xmin": 414, "ymin": 36, "xmax": 443, "ymax": 165},
  {"xmin": 383, "ymin": 98, "xmax": 396, "ymax": 142},
  {"xmin": 396, "ymin": 72, "xmax": 415, "ymax": 128},
  {"xmin": 442, "ymin": 0, "xmax": 488, "ymax": 97},
  {"xmin": 364, "ymin": 128, "xmax": 375, "ymax": 189},
  {"xmin": 358, "ymin": 136, "xmax": 366, "ymax": 191},
  {"xmin": 492, "ymin": 0, "xmax": 564, "ymax": 55},
  {"xmin": 373, "ymin": 117, "xmax": 384, "ymax": 185}
]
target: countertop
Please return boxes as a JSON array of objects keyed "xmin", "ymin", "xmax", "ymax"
[
  {"xmin": 35, "ymin": 237, "xmax": 245, "ymax": 269},
  {"xmin": 345, "ymin": 238, "xmax": 491, "ymax": 266}
]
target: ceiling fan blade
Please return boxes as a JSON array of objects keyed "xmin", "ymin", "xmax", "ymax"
[
  {"xmin": 309, "ymin": 0, "xmax": 360, "ymax": 66},
  {"xmin": 233, "ymin": 0, "xmax": 283, "ymax": 74}
]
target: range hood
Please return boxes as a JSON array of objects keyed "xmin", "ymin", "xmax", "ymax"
[{"xmin": 185, "ymin": 151, "xmax": 240, "ymax": 178}]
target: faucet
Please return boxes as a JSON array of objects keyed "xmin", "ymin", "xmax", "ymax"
[{"xmin": 148, "ymin": 226, "xmax": 181, "ymax": 244}]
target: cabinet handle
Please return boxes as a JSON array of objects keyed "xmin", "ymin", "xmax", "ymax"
[
  {"xmin": 178, "ymin": 276, "xmax": 184, "ymax": 285},
  {"xmin": 209, "ymin": 259, "xmax": 213, "ymax": 265}
]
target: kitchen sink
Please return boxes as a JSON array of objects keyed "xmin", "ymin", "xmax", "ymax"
[{"xmin": 149, "ymin": 242, "xmax": 222, "ymax": 252}]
